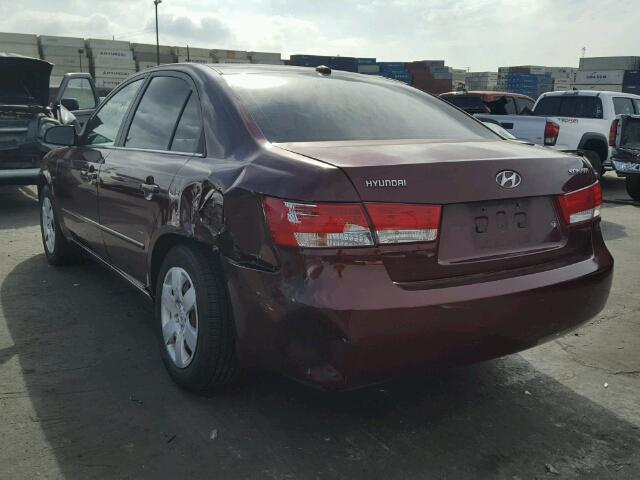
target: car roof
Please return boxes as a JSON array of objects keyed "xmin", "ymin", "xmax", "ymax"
[
  {"xmin": 440, "ymin": 90, "xmax": 534, "ymax": 100},
  {"xmin": 541, "ymin": 90, "xmax": 640, "ymax": 99}
]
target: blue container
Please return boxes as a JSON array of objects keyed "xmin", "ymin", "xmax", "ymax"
[
  {"xmin": 289, "ymin": 54, "xmax": 331, "ymax": 67},
  {"xmin": 624, "ymin": 70, "xmax": 640, "ymax": 87},
  {"xmin": 356, "ymin": 58, "xmax": 376, "ymax": 65}
]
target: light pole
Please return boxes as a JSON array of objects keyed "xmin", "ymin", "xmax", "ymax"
[{"xmin": 154, "ymin": 0, "xmax": 162, "ymax": 66}]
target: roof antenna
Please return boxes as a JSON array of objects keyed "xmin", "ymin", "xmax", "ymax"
[{"xmin": 315, "ymin": 65, "xmax": 331, "ymax": 75}]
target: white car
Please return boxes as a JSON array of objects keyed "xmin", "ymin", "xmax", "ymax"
[{"xmin": 478, "ymin": 90, "xmax": 640, "ymax": 174}]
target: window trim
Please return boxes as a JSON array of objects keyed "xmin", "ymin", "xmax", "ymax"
[{"xmin": 119, "ymin": 70, "xmax": 205, "ymax": 155}]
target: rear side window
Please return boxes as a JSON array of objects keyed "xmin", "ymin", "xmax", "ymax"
[
  {"xmin": 634, "ymin": 99, "xmax": 640, "ymax": 114},
  {"xmin": 486, "ymin": 96, "xmax": 517, "ymax": 115},
  {"xmin": 225, "ymin": 74, "xmax": 498, "ymax": 143},
  {"xmin": 84, "ymin": 78, "xmax": 143, "ymax": 146},
  {"xmin": 125, "ymin": 76, "xmax": 192, "ymax": 150},
  {"xmin": 534, "ymin": 95, "xmax": 603, "ymax": 119},
  {"xmin": 613, "ymin": 97, "xmax": 635, "ymax": 115},
  {"xmin": 170, "ymin": 94, "xmax": 202, "ymax": 153}
]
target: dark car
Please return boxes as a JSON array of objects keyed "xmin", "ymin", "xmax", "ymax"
[
  {"xmin": 0, "ymin": 53, "xmax": 98, "ymax": 185},
  {"xmin": 38, "ymin": 64, "xmax": 613, "ymax": 392},
  {"xmin": 610, "ymin": 114, "xmax": 640, "ymax": 200},
  {"xmin": 440, "ymin": 90, "xmax": 535, "ymax": 115}
]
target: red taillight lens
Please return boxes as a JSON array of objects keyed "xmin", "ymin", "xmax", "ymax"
[
  {"xmin": 263, "ymin": 197, "xmax": 443, "ymax": 248},
  {"xmin": 557, "ymin": 182, "xmax": 602, "ymax": 225},
  {"xmin": 544, "ymin": 121, "xmax": 560, "ymax": 146},
  {"xmin": 365, "ymin": 203, "xmax": 442, "ymax": 244},
  {"xmin": 609, "ymin": 119, "xmax": 619, "ymax": 146},
  {"xmin": 263, "ymin": 197, "xmax": 373, "ymax": 247}
]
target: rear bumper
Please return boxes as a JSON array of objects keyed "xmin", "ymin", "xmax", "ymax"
[
  {"xmin": 223, "ymin": 233, "xmax": 614, "ymax": 389},
  {"xmin": 0, "ymin": 167, "xmax": 40, "ymax": 185}
]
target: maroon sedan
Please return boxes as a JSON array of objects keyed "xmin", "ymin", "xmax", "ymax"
[{"xmin": 38, "ymin": 64, "xmax": 612, "ymax": 391}]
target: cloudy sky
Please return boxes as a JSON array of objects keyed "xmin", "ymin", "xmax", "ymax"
[{"xmin": 0, "ymin": 0, "xmax": 637, "ymax": 71}]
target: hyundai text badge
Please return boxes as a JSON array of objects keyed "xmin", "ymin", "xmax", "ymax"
[
  {"xmin": 365, "ymin": 179, "xmax": 407, "ymax": 188},
  {"xmin": 495, "ymin": 170, "xmax": 522, "ymax": 189}
]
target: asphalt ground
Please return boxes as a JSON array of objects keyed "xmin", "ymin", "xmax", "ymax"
[{"xmin": 0, "ymin": 172, "xmax": 638, "ymax": 479}]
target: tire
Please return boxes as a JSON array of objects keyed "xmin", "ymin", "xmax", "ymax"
[
  {"xmin": 39, "ymin": 185, "xmax": 81, "ymax": 266},
  {"xmin": 626, "ymin": 175, "xmax": 640, "ymax": 201},
  {"xmin": 583, "ymin": 150, "xmax": 603, "ymax": 178},
  {"xmin": 155, "ymin": 244, "xmax": 238, "ymax": 392}
]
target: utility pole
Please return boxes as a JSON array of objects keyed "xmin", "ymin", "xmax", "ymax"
[
  {"xmin": 154, "ymin": 0, "xmax": 162, "ymax": 66},
  {"xmin": 78, "ymin": 48, "xmax": 84, "ymax": 72}
]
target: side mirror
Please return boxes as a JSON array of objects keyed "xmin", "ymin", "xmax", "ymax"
[
  {"xmin": 60, "ymin": 98, "xmax": 80, "ymax": 111},
  {"xmin": 44, "ymin": 125, "xmax": 77, "ymax": 146}
]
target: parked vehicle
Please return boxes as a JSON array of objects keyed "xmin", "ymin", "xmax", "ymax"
[
  {"xmin": 479, "ymin": 90, "xmax": 640, "ymax": 174},
  {"xmin": 0, "ymin": 53, "xmax": 98, "ymax": 185},
  {"xmin": 38, "ymin": 64, "xmax": 612, "ymax": 391},
  {"xmin": 440, "ymin": 90, "xmax": 535, "ymax": 115},
  {"xmin": 610, "ymin": 114, "xmax": 640, "ymax": 200}
]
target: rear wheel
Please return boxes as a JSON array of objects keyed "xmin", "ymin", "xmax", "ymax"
[
  {"xmin": 626, "ymin": 175, "xmax": 640, "ymax": 201},
  {"xmin": 155, "ymin": 244, "xmax": 238, "ymax": 392},
  {"xmin": 39, "ymin": 185, "xmax": 81, "ymax": 265}
]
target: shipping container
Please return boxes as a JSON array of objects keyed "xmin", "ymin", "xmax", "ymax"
[
  {"xmin": 93, "ymin": 67, "xmax": 136, "ymax": 79},
  {"xmin": 176, "ymin": 55, "xmax": 210, "ymax": 64},
  {"xmin": 357, "ymin": 64, "xmax": 380, "ymax": 74},
  {"xmin": 174, "ymin": 46, "xmax": 211, "ymax": 57},
  {"xmin": 572, "ymin": 84, "xmax": 624, "ymax": 92},
  {"xmin": 132, "ymin": 51, "xmax": 175, "ymax": 63},
  {"xmin": 90, "ymin": 48, "xmax": 135, "ymax": 63},
  {"xmin": 42, "ymin": 45, "xmax": 86, "ymax": 57},
  {"xmin": 623, "ymin": 70, "xmax": 640, "ymax": 87},
  {"xmin": 42, "ymin": 55, "xmax": 86, "ymax": 67},
  {"xmin": 137, "ymin": 61, "xmax": 161, "ymax": 71},
  {"xmin": 216, "ymin": 58, "xmax": 250, "ymax": 64},
  {"xmin": 623, "ymin": 85, "xmax": 640, "ymax": 95},
  {"xmin": 0, "ymin": 32, "xmax": 38, "ymax": 44},
  {"xmin": 0, "ymin": 43, "xmax": 39, "ymax": 57},
  {"xmin": 579, "ymin": 56, "xmax": 640, "ymax": 71},
  {"xmin": 39, "ymin": 35, "xmax": 84, "ymax": 48},
  {"xmin": 51, "ymin": 65, "xmax": 90, "ymax": 76},
  {"xmin": 94, "ymin": 78, "xmax": 124, "ymax": 90},
  {"xmin": 575, "ymin": 69, "xmax": 625, "ymax": 85},
  {"xmin": 248, "ymin": 51, "xmax": 281, "ymax": 62},
  {"xmin": 86, "ymin": 38, "xmax": 130, "ymax": 50},
  {"xmin": 132, "ymin": 43, "xmax": 172, "ymax": 55}
]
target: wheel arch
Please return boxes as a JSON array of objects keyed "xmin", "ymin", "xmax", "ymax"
[{"xmin": 578, "ymin": 133, "xmax": 609, "ymax": 161}]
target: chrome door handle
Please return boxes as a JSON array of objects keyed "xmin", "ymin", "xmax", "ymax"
[{"xmin": 141, "ymin": 183, "xmax": 160, "ymax": 194}]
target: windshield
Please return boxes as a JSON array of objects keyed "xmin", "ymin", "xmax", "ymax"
[{"xmin": 225, "ymin": 73, "xmax": 498, "ymax": 143}]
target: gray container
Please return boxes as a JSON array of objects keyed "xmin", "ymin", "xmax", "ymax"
[
  {"xmin": 0, "ymin": 43, "xmax": 40, "ymax": 57},
  {"xmin": 132, "ymin": 43, "xmax": 172, "ymax": 55},
  {"xmin": 42, "ymin": 54, "xmax": 87, "ymax": 67},
  {"xmin": 133, "ymin": 51, "xmax": 175, "ymax": 63},
  {"xmin": 93, "ymin": 66, "xmax": 136, "ymax": 79},
  {"xmin": 90, "ymin": 48, "xmax": 135, "ymax": 65},
  {"xmin": 52, "ymin": 65, "xmax": 89, "ymax": 76},
  {"xmin": 86, "ymin": 38, "xmax": 130, "ymax": 51},
  {"xmin": 174, "ymin": 46, "xmax": 211, "ymax": 57},
  {"xmin": 249, "ymin": 51, "xmax": 281, "ymax": 62},
  {"xmin": 357, "ymin": 64, "xmax": 380, "ymax": 74},
  {"xmin": 575, "ymin": 69, "xmax": 625, "ymax": 85},
  {"xmin": 94, "ymin": 77, "xmax": 124, "ymax": 91},
  {"xmin": 0, "ymin": 32, "xmax": 38, "ymax": 45},
  {"xmin": 42, "ymin": 45, "xmax": 87, "ymax": 57},
  {"xmin": 579, "ymin": 56, "xmax": 640, "ymax": 71},
  {"xmin": 39, "ymin": 35, "xmax": 84, "ymax": 48},
  {"xmin": 176, "ymin": 55, "xmax": 210, "ymax": 64}
]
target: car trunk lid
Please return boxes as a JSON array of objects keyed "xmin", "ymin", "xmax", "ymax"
[{"xmin": 275, "ymin": 139, "xmax": 597, "ymax": 284}]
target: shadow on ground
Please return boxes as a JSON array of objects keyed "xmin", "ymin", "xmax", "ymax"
[
  {"xmin": 2, "ymin": 253, "xmax": 639, "ymax": 480},
  {"xmin": 0, "ymin": 186, "xmax": 40, "ymax": 230}
]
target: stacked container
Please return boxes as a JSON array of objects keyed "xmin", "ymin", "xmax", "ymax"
[
  {"xmin": 248, "ymin": 51, "xmax": 283, "ymax": 65},
  {"xmin": 213, "ymin": 49, "xmax": 250, "ymax": 64},
  {"xmin": 464, "ymin": 72, "xmax": 498, "ymax": 91},
  {"xmin": 405, "ymin": 61, "xmax": 453, "ymax": 94},
  {"xmin": 87, "ymin": 38, "xmax": 136, "ymax": 91},
  {"xmin": 377, "ymin": 62, "xmax": 412, "ymax": 84},
  {"xmin": 574, "ymin": 58, "xmax": 640, "ymax": 93},
  {"xmin": 174, "ymin": 46, "xmax": 211, "ymax": 64},
  {"xmin": 288, "ymin": 54, "xmax": 331, "ymax": 68},
  {"xmin": 573, "ymin": 69, "xmax": 626, "ymax": 92},
  {"xmin": 132, "ymin": 43, "xmax": 175, "ymax": 71},
  {"xmin": 0, "ymin": 32, "xmax": 39, "ymax": 58},
  {"xmin": 39, "ymin": 35, "xmax": 89, "ymax": 88},
  {"xmin": 623, "ymin": 71, "xmax": 640, "ymax": 95},
  {"xmin": 451, "ymin": 69, "xmax": 467, "ymax": 89},
  {"xmin": 498, "ymin": 66, "xmax": 557, "ymax": 97}
]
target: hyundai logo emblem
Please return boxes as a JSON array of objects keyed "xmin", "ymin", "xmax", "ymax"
[{"xmin": 496, "ymin": 170, "xmax": 522, "ymax": 189}]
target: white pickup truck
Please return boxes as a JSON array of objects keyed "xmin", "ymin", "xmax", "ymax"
[{"xmin": 477, "ymin": 90, "xmax": 640, "ymax": 174}]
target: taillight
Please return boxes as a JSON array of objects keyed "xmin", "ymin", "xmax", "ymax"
[
  {"xmin": 365, "ymin": 203, "xmax": 441, "ymax": 244},
  {"xmin": 557, "ymin": 182, "xmax": 602, "ymax": 225},
  {"xmin": 263, "ymin": 198, "xmax": 373, "ymax": 247},
  {"xmin": 544, "ymin": 121, "xmax": 560, "ymax": 146},
  {"xmin": 609, "ymin": 119, "xmax": 619, "ymax": 146},
  {"xmin": 263, "ymin": 197, "xmax": 442, "ymax": 248}
]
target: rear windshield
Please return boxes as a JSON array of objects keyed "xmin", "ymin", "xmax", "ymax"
[
  {"xmin": 225, "ymin": 74, "xmax": 498, "ymax": 143},
  {"xmin": 441, "ymin": 95, "xmax": 489, "ymax": 113},
  {"xmin": 533, "ymin": 95, "xmax": 603, "ymax": 119}
]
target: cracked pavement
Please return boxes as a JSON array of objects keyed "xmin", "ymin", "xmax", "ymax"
[{"xmin": 0, "ymin": 174, "xmax": 638, "ymax": 479}]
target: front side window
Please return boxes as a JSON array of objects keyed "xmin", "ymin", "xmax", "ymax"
[
  {"xmin": 613, "ymin": 97, "xmax": 635, "ymax": 115},
  {"xmin": 125, "ymin": 76, "xmax": 192, "ymax": 151},
  {"xmin": 62, "ymin": 78, "xmax": 96, "ymax": 110},
  {"xmin": 83, "ymin": 79, "xmax": 143, "ymax": 146},
  {"xmin": 225, "ymin": 73, "xmax": 498, "ymax": 143}
]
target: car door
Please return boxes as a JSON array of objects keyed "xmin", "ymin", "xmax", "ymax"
[
  {"xmin": 54, "ymin": 78, "xmax": 145, "ymax": 257},
  {"xmin": 55, "ymin": 74, "xmax": 100, "ymax": 126},
  {"xmin": 98, "ymin": 72, "xmax": 203, "ymax": 284}
]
